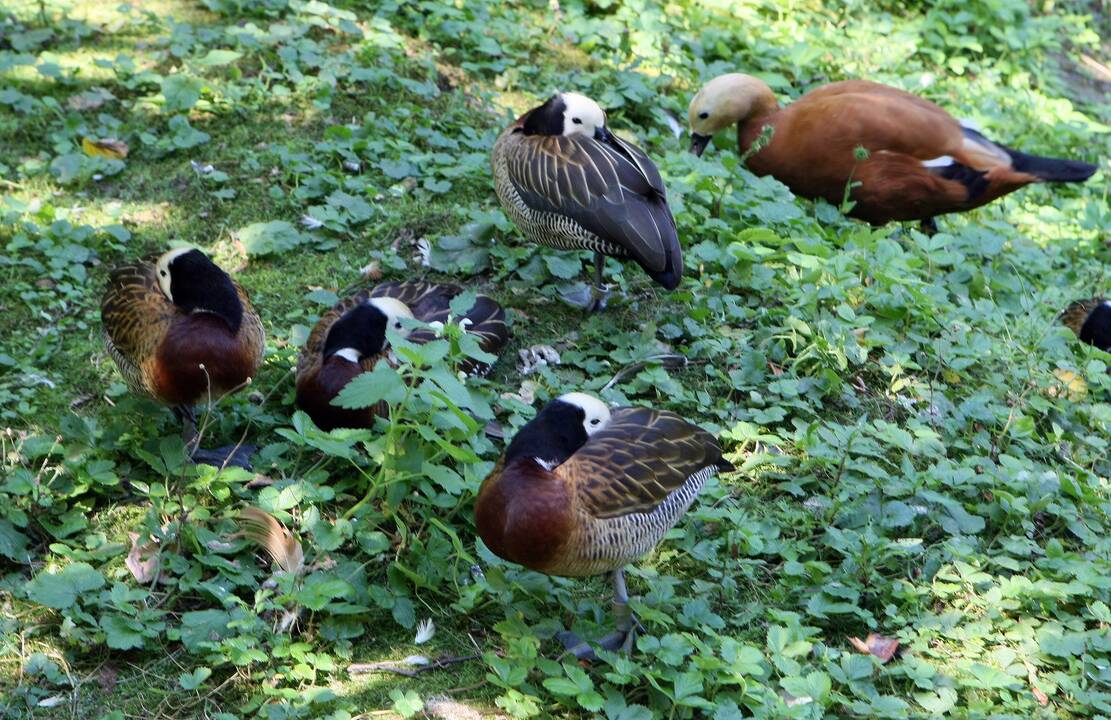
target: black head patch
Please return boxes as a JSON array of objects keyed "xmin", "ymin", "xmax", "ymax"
[
  {"xmin": 521, "ymin": 95, "xmax": 567, "ymax": 136},
  {"xmin": 1080, "ymin": 302, "xmax": 1111, "ymax": 352},
  {"xmin": 168, "ymin": 249, "xmax": 243, "ymax": 334},
  {"xmin": 505, "ymin": 398, "xmax": 589, "ymax": 466},
  {"xmin": 322, "ymin": 303, "xmax": 388, "ymax": 361}
]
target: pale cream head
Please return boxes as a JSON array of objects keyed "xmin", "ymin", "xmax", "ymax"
[
  {"xmin": 688, "ymin": 73, "xmax": 778, "ymax": 137},
  {"xmin": 560, "ymin": 92, "xmax": 607, "ymax": 138},
  {"xmin": 368, "ymin": 297, "xmax": 416, "ymax": 338},
  {"xmin": 559, "ymin": 391, "xmax": 612, "ymax": 435},
  {"xmin": 154, "ymin": 247, "xmax": 197, "ymax": 301}
]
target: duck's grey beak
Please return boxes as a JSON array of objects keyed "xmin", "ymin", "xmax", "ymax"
[
  {"xmin": 594, "ymin": 126, "xmax": 612, "ymax": 143},
  {"xmin": 689, "ymin": 133, "xmax": 711, "ymax": 156}
]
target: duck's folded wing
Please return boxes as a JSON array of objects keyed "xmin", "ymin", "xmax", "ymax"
[
  {"xmin": 503, "ymin": 133, "xmax": 677, "ymax": 274},
  {"xmin": 560, "ymin": 407, "xmax": 731, "ymax": 519},
  {"xmin": 101, "ymin": 260, "xmax": 175, "ymax": 363}
]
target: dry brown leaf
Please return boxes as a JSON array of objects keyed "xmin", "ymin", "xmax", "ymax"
[
  {"xmin": 125, "ymin": 532, "xmax": 160, "ymax": 584},
  {"xmin": 98, "ymin": 664, "xmax": 119, "ymax": 692},
  {"xmin": 1026, "ymin": 662, "xmax": 1050, "ymax": 707},
  {"xmin": 848, "ymin": 633, "xmax": 899, "ymax": 663},
  {"xmin": 82, "ymin": 136, "xmax": 129, "ymax": 159},
  {"xmin": 236, "ymin": 507, "xmax": 304, "ymax": 575}
]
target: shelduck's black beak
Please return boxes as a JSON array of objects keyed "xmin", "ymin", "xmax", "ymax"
[
  {"xmin": 689, "ymin": 133, "xmax": 711, "ymax": 156},
  {"xmin": 594, "ymin": 125, "xmax": 612, "ymax": 143}
]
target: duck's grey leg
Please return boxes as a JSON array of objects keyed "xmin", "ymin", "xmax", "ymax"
[
  {"xmin": 558, "ymin": 252, "xmax": 611, "ymax": 312},
  {"xmin": 556, "ymin": 567, "xmax": 638, "ymax": 661},
  {"xmin": 173, "ymin": 404, "xmax": 255, "ymax": 470}
]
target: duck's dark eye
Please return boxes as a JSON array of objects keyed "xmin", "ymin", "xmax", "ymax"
[
  {"xmin": 590, "ymin": 418, "xmax": 600, "ymax": 426},
  {"xmin": 572, "ymin": 117, "xmax": 583, "ymax": 125},
  {"xmin": 160, "ymin": 270, "xmax": 167, "ymax": 276},
  {"xmin": 698, "ymin": 111, "xmax": 709, "ymax": 120}
]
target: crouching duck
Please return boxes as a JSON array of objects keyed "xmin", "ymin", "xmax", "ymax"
[
  {"xmin": 688, "ymin": 73, "xmax": 1099, "ymax": 231},
  {"xmin": 492, "ymin": 92, "xmax": 682, "ymax": 311},
  {"xmin": 1061, "ymin": 298, "xmax": 1111, "ymax": 352},
  {"xmin": 295, "ymin": 281, "xmax": 508, "ymax": 431},
  {"xmin": 474, "ymin": 392, "xmax": 733, "ymax": 659},
  {"xmin": 101, "ymin": 248, "xmax": 265, "ymax": 468}
]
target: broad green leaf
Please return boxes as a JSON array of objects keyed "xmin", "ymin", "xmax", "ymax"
[
  {"xmin": 161, "ymin": 74, "xmax": 203, "ymax": 112},
  {"xmin": 332, "ymin": 363, "xmax": 405, "ymax": 409},
  {"xmin": 25, "ymin": 562, "xmax": 105, "ymax": 609}
]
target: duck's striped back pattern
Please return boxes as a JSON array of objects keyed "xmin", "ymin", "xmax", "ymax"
[{"xmin": 492, "ymin": 141, "xmax": 626, "ymax": 258}]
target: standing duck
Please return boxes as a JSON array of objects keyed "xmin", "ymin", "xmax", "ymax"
[
  {"xmin": 1061, "ymin": 298, "xmax": 1110, "ymax": 352},
  {"xmin": 492, "ymin": 92, "xmax": 682, "ymax": 311},
  {"xmin": 474, "ymin": 392, "xmax": 733, "ymax": 659},
  {"xmin": 688, "ymin": 73, "xmax": 1099, "ymax": 230},
  {"xmin": 101, "ymin": 248, "xmax": 265, "ymax": 468},
  {"xmin": 295, "ymin": 281, "xmax": 508, "ymax": 431}
]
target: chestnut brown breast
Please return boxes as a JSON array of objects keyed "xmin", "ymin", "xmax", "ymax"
[{"xmin": 474, "ymin": 457, "xmax": 574, "ymax": 575}]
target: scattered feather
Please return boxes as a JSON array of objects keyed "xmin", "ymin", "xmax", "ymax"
[
  {"xmin": 660, "ymin": 107, "xmax": 684, "ymax": 139},
  {"xmin": 67, "ymin": 87, "xmax": 115, "ymax": 111},
  {"xmin": 414, "ymin": 618, "xmax": 435, "ymax": 645},
  {"xmin": 236, "ymin": 507, "xmax": 305, "ymax": 575},
  {"xmin": 343, "ymin": 159, "xmax": 361, "ymax": 173},
  {"xmin": 416, "ymin": 237, "xmax": 432, "ymax": 267},
  {"xmin": 501, "ymin": 378, "xmax": 538, "ymax": 406},
  {"xmin": 359, "ymin": 261, "xmax": 382, "ymax": 280},
  {"xmin": 848, "ymin": 633, "xmax": 900, "ymax": 663},
  {"xmin": 425, "ymin": 697, "xmax": 483, "ymax": 720},
  {"xmin": 125, "ymin": 532, "xmax": 160, "ymax": 584},
  {"xmin": 301, "ymin": 214, "xmax": 325, "ymax": 230},
  {"xmin": 190, "ymin": 160, "xmax": 215, "ymax": 175},
  {"xmin": 784, "ymin": 695, "xmax": 813, "ymax": 708},
  {"xmin": 517, "ymin": 345, "xmax": 560, "ymax": 375},
  {"xmin": 401, "ymin": 654, "xmax": 430, "ymax": 666},
  {"xmin": 82, "ymin": 137, "xmax": 129, "ymax": 159}
]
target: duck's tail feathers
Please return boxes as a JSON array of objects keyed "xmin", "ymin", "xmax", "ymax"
[{"xmin": 1005, "ymin": 148, "xmax": 1098, "ymax": 183}]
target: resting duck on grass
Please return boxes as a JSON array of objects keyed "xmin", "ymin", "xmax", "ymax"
[
  {"xmin": 492, "ymin": 92, "xmax": 682, "ymax": 311},
  {"xmin": 1061, "ymin": 298, "xmax": 1111, "ymax": 352},
  {"xmin": 101, "ymin": 248, "xmax": 265, "ymax": 469},
  {"xmin": 688, "ymin": 73, "xmax": 1099, "ymax": 231},
  {"xmin": 474, "ymin": 392, "xmax": 733, "ymax": 660},
  {"xmin": 295, "ymin": 280, "xmax": 508, "ymax": 431}
]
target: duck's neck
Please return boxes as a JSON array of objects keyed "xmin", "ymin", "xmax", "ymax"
[
  {"xmin": 178, "ymin": 273, "xmax": 243, "ymax": 335},
  {"xmin": 505, "ymin": 413, "xmax": 587, "ymax": 470},
  {"xmin": 733, "ymin": 81, "xmax": 780, "ymax": 150}
]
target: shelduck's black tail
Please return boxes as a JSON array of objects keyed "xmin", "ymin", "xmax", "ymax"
[{"xmin": 1005, "ymin": 148, "xmax": 1098, "ymax": 183}]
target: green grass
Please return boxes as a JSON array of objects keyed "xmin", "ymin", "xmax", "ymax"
[{"xmin": 2, "ymin": 0, "xmax": 1110, "ymax": 718}]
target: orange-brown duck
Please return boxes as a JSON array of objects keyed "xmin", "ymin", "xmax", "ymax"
[
  {"xmin": 492, "ymin": 92, "xmax": 681, "ymax": 311},
  {"xmin": 295, "ymin": 281, "xmax": 508, "ymax": 431},
  {"xmin": 101, "ymin": 248, "xmax": 265, "ymax": 468},
  {"xmin": 474, "ymin": 392, "xmax": 732, "ymax": 659},
  {"xmin": 1061, "ymin": 298, "xmax": 1110, "ymax": 352},
  {"xmin": 688, "ymin": 73, "xmax": 1098, "ymax": 231}
]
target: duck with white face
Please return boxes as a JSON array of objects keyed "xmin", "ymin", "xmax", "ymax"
[
  {"xmin": 295, "ymin": 281, "xmax": 510, "ymax": 432},
  {"xmin": 102, "ymin": 247, "xmax": 266, "ymax": 469},
  {"xmin": 491, "ymin": 91, "xmax": 682, "ymax": 312},
  {"xmin": 474, "ymin": 391, "xmax": 734, "ymax": 660}
]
